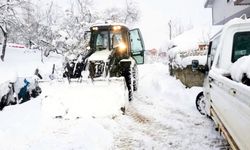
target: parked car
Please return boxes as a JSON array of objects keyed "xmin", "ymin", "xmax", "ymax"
[{"xmin": 193, "ymin": 18, "xmax": 250, "ymax": 150}]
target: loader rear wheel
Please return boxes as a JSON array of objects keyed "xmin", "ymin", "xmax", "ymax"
[{"xmin": 196, "ymin": 92, "xmax": 206, "ymax": 115}]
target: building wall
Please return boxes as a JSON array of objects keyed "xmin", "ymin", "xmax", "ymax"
[
  {"xmin": 171, "ymin": 65, "xmax": 205, "ymax": 88},
  {"xmin": 212, "ymin": 0, "xmax": 249, "ymax": 24}
]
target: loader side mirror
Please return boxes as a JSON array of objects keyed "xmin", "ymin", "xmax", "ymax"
[{"xmin": 192, "ymin": 60, "xmax": 199, "ymax": 71}]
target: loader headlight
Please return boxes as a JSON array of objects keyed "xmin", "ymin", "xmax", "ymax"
[
  {"xmin": 112, "ymin": 26, "xmax": 121, "ymax": 31},
  {"xmin": 92, "ymin": 27, "xmax": 98, "ymax": 31}
]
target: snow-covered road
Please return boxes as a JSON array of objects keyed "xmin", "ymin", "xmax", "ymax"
[
  {"xmin": 101, "ymin": 63, "xmax": 228, "ymax": 149},
  {"xmin": 0, "ymin": 48, "xmax": 228, "ymax": 149}
]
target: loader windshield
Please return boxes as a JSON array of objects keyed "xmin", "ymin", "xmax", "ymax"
[
  {"xmin": 94, "ymin": 31, "xmax": 109, "ymax": 51},
  {"xmin": 90, "ymin": 26, "xmax": 128, "ymax": 53}
]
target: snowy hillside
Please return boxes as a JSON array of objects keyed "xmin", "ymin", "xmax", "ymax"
[{"xmin": 0, "ymin": 48, "xmax": 227, "ymax": 149}]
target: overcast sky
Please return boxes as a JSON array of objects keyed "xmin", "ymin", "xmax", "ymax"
[
  {"xmin": 92, "ymin": 0, "xmax": 212, "ymax": 49},
  {"xmin": 40, "ymin": 0, "xmax": 212, "ymax": 49}
]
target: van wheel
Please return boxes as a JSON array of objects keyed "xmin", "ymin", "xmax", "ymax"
[{"xmin": 196, "ymin": 92, "xmax": 206, "ymax": 115}]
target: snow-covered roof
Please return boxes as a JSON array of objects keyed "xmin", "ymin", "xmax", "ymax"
[
  {"xmin": 168, "ymin": 26, "xmax": 222, "ymax": 68},
  {"xmin": 223, "ymin": 17, "xmax": 250, "ymax": 29},
  {"xmin": 169, "ymin": 26, "xmax": 222, "ymax": 55}
]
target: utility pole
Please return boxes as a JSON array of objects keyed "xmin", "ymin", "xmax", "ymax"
[{"xmin": 168, "ymin": 20, "xmax": 172, "ymax": 40}]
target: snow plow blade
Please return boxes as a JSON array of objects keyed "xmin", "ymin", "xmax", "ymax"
[{"xmin": 40, "ymin": 77, "xmax": 128, "ymax": 118}]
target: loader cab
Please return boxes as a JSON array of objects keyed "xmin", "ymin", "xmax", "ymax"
[{"xmin": 89, "ymin": 24, "xmax": 145, "ymax": 64}]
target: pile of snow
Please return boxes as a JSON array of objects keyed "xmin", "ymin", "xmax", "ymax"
[
  {"xmin": 41, "ymin": 79, "xmax": 128, "ymax": 118},
  {"xmin": 230, "ymin": 55, "xmax": 250, "ymax": 82},
  {"xmin": 181, "ymin": 55, "xmax": 207, "ymax": 68},
  {"xmin": 0, "ymin": 99, "xmax": 113, "ymax": 150},
  {"xmin": 170, "ymin": 54, "xmax": 207, "ymax": 68}
]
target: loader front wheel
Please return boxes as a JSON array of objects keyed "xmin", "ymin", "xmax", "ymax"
[
  {"xmin": 121, "ymin": 62, "xmax": 134, "ymax": 101},
  {"xmin": 125, "ymin": 67, "xmax": 133, "ymax": 101}
]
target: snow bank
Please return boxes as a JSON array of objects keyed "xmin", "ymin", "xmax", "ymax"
[
  {"xmin": 138, "ymin": 63, "xmax": 186, "ymax": 97},
  {"xmin": 0, "ymin": 48, "xmax": 115, "ymax": 150},
  {"xmin": 0, "ymin": 99, "xmax": 113, "ymax": 150},
  {"xmin": 41, "ymin": 79, "xmax": 128, "ymax": 118},
  {"xmin": 171, "ymin": 55, "xmax": 207, "ymax": 68},
  {"xmin": 230, "ymin": 55, "xmax": 250, "ymax": 82}
]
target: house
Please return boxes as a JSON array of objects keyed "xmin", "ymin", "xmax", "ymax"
[
  {"xmin": 205, "ymin": 0, "xmax": 250, "ymax": 25},
  {"xmin": 167, "ymin": 26, "xmax": 222, "ymax": 87}
]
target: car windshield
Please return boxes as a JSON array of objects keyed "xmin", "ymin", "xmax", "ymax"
[{"xmin": 232, "ymin": 31, "xmax": 250, "ymax": 62}]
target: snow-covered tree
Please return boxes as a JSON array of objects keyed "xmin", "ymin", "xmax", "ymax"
[
  {"xmin": 103, "ymin": 0, "xmax": 140, "ymax": 26},
  {"xmin": 41, "ymin": 0, "xmax": 96, "ymax": 57},
  {"xmin": 0, "ymin": 0, "xmax": 23, "ymax": 61},
  {"xmin": 0, "ymin": 0, "xmax": 37, "ymax": 61},
  {"xmin": 0, "ymin": 0, "xmax": 142, "ymax": 61}
]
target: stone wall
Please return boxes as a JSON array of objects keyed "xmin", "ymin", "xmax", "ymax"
[{"xmin": 172, "ymin": 65, "xmax": 205, "ymax": 88}]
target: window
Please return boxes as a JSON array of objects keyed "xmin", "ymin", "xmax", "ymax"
[
  {"xmin": 92, "ymin": 30, "xmax": 127, "ymax": 51},
  {"xmin": 95, "ymin": 31, "xmax": 109, "ymax": 50},
  {"xmin": 232, "ymin": 32, "xmax": 250, "ymax": 62},
  {"xmin": 130, "ymin": 29, "xmax": 144, "ymax": 52},
  {"xmin": 207, "ymin": 35, "xmax": 220, "ymax": 68},
  {"xmin": 129, "ymin": 29, "xmax": 145, "ymax": 64}
]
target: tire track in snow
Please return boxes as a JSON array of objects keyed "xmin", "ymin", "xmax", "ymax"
[
  {"xmin": 112, "ymin": 95, "xmax": 179, "ymax": 149},
  {"xmin": 111, "ymin": 93, "xmax": 229, "ymax": 150}
]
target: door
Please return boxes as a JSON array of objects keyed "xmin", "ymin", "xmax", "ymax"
[
  {"xmin": 129, "ymin": 28, "xmax": 145, "ymax": 64},
  {"xmin": 209, "ymin": 72, "xmax": 250, "ymax": 150}
]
